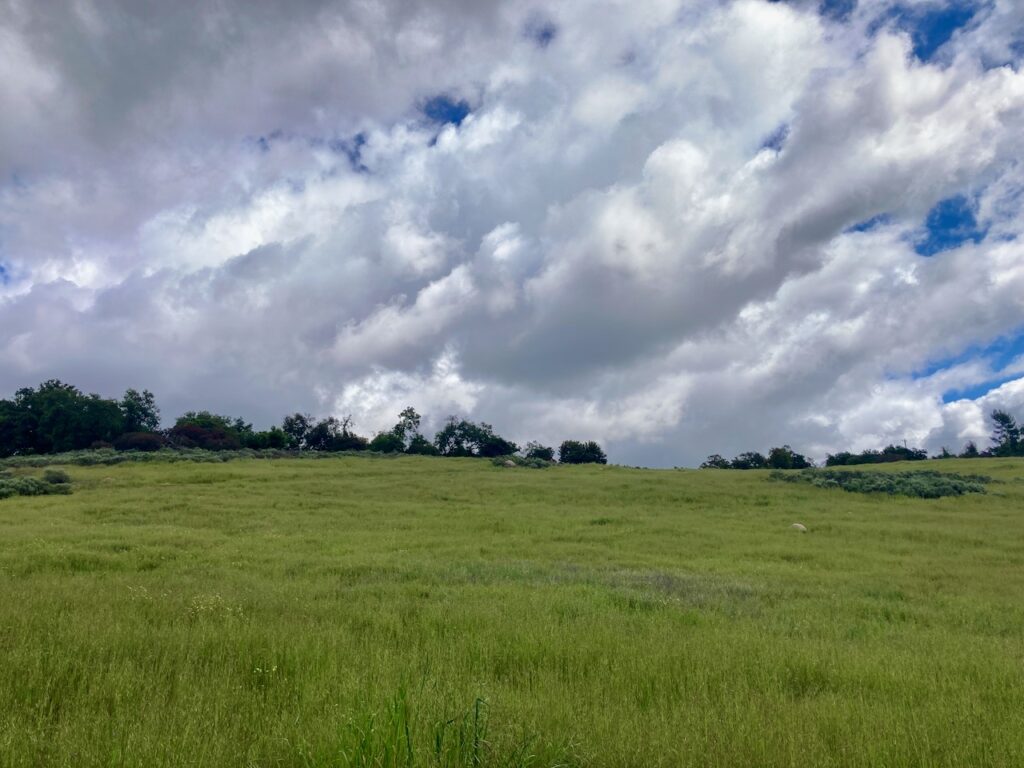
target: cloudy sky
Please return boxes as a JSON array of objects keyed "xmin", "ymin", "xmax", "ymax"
[{"xmin": 1, "ymin": 0, "xmax": 1023, "ymax": 466}]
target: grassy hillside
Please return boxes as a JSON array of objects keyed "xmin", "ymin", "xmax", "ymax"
[{"xmin": 1, "ymin": 456, "xmax": 1023, "ymax": 767}]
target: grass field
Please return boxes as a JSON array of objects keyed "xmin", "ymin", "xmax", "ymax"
[{"xmin": 1, "ymin": 456, "xmax": 1023, "ymax": 767}]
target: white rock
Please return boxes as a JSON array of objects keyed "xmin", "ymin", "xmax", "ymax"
[{"xmin": 790, "ymin": 522, "xmax": 807, "ymax": 532}]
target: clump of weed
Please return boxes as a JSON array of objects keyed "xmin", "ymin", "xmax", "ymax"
[{"xmin": 769, "ymin": 468, "xmax": 989, "ymax": 498}]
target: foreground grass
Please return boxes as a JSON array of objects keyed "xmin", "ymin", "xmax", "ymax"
[{"xmin": 1, "ymin": 457, "xmax": 1023, "ymax": 767}]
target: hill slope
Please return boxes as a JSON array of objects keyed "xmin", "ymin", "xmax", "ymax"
[{"xmin": 1, "ymin": 457, "xmax": 1023, "ymax": 766}]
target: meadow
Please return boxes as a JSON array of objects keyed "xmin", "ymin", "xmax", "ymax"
[{"xmin": 1, "ymin": 456, "xmax": 1023, "ymax": 767}]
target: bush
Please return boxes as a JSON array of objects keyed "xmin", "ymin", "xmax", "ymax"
[
  {"xmin": 0, "ymin": 476, "xmax": 73, "ymax": 500},
  {"xmin": 43, "ymin": 469, "xmax": 71, "ymax": 484},
  {"xmin": 769, "ymin": 469, "xmax": 989, "ymax": 498},
  {"xmin": 114, "ymin": 431, "xmax": 166, "ymax": 452}
]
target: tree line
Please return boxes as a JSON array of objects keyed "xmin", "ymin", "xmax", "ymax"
[
  {"xmin": 701, "ymin": 409, "xmax": 1024, "ymax": 469},
  {"xmin": 0, "ymin": 380, "xmax": 608, "ymax": 464}
]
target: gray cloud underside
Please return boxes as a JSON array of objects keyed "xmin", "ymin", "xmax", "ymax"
[{"xmin": 2, "ymin": 0, "xmax": 1023, "ymax": 465}]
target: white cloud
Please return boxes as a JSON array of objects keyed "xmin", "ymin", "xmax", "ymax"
[{"xmin": 1, "ymin": 0, "xmax": 1022, "ymax": 465}]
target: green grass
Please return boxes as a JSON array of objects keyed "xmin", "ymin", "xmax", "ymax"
[{"xmin": 1, "ymin": 456, "xmax": 1023, "ymax": 767}]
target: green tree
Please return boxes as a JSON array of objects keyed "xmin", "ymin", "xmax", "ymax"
[
  {"xmin": 700, "ymin": 454, "xmax": 731, "ymax": 469},
  {"xmin": 282, "ymin": 413, "xmax": 313, "ymax": 449},
  {"xmin": 369, "ymin": 432, "xmax": 406, "ymax": 453},
  {"xmin": 434, "ymin": 417, "xmax": 518, "ymax": 457},
  {"xmin": 120, "ymin": 389, "xmax": 160, "ymax": 432},
  {"xmin": 523, "ymin": 441, "xmax": 555, "ymax": 461},
  {"xmin": 960, "ymin": 440, "xmax": 980, "ymax": 458},
  {"xmin": 767, "ymin": 445, "xmax": 812, "ymax": 469},
  {"xmin": 730, "ymin": 451, "xmax": 767, "ymax": 470},
  {"xmin": 10, "ymin": 380, "xmax": 123, "ymax": 453},
  {"xmin": 990, "ymin": 409, "xmax": 1021, "ymax": 456},
  {"xmin": 558, "ymin": 440, "xmax": 607, "ymax": 464}
]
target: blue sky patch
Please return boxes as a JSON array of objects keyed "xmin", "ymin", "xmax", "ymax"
[
  {"xmin": 912, "ymin": 329, "xmax": 1024, "ymax": 402},
  {"xmin": 915, "ymin": 194, "xmax": 986, "ymax": 256},
  {"xmin": 893, "ymin": 3, "xmax": 978, "ymax": 61},
  {"xmin": 422, "ymin": 96, "xmax": 471, "ymax": 126},
  {"xmin": 846, "ymin": 213, "xmax": 891, "ymax": 233},
  {"xmin": 327, "ymin": 132, "xmax": 368, "ymax": 172},
  {"xmin": 942, "ymin": 374, "xmax": 1021, "ymax": 403},
  {"xmin": 524, "ymin": 15, "xmax": 558, "ymax": 48},
  {"xmin": 252, "ymin": 129, "xmax": 285, "ymax": 153},
  {"xmin": 819, "ymin": 0, "xmax": 857, "ymax": 22},
  {"xmin": 761, "ymin": 124, "xmax": 789, "ymax": 152},
  {"xmin": 0, "ymin": 263, "xmax": 8, "ymax": 285}
]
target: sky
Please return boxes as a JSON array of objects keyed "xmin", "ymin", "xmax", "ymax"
[{"xmin": 1, "ymin": 0, "xmax": 1023, "ymax": 466}]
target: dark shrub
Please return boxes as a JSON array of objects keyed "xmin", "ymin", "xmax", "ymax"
[
  {"xmin": 114, "ymin": 431, "xmax": 166, "ymax": 452},
  {"xmin": 43, "ymin": 469, "xmax": 71, "ymax": 484},
  {"xmin": 0, "ymin": 476, "xmax": 72, "ymax": 499},
  {"xmin": 168, "ymin": 423, "xmax": 241, "ymax": 451}
]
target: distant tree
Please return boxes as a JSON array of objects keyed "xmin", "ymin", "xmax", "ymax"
[
  {"xmin": 825, "ymin": 451, "xmax": 853, "ymax": 466},
  {"xmin": 120, "ymin": 389, "xmax": 160, "ymax": 433},
  {"xmin": 960, "ymin": 440, "xmax": 980, "ymax": 458},
  {"xmin": 378, "ymin": 406, "xmax": 435, "ymax": 454},
  {"xmin": 730, "ymin": 451, "xmax": 767, "ymax": 470},
  {"xmin": 6, "ymin": 380, "xmax": 124, "ymax": 454},
  {"xmin": 406, "ymin": 434, "xmax": 440, "ymax": 455},
  {"xmin": 434, "ymin": 417, "xmax": 477, "ymax": 457},
  {"xmin": 523, "ymin": 441, "xmax": 555, "ymax": 462},
  {"xmin": 766, "ymin": 445, "xmax": 812, "ymax": 470},
  {"xmin": 990, "ymin": 409, "xmax": 1021, "ymax": 456},
  {"xmin": 700, "ymin": 454, "xmax": 731, "ymax": 469},
  {"xmin": 243, "ymin": 427, "xmax": 289, "ymax": 450},
  {"xmin": 302, "ymin": 416, "xmax": 367, "ymax": 452},
  {"xmin": 934, "ymin": 446, "xmax": 955, "ymax": 459},
  {"xmin": 282, "ymin": 413, "xmax": 313, "ymax": 449},
  {"xmin": 369, "ymin": 431, "xmax": 406, "ymax": 453},
  {"xmin": 879, "ymin": 444, "xmax": 928, "ymax": 462},
  {"xmin": 0, "ymin": 398, "xmax": 32, "ymax": 457},
  {"xmin": 476, "ymin": 424, "xmax": 518, "ymax": 458},
  {"xmin": 169, "ymin": 411, "xmax": 243, "ymax": 450},
  {"xmin": 434, "ymin": 417, "xmax": 518, "ymax": 457},
  {"xmin": 393, "ymin": 407, "xmax": 422, "ymax": 444},
  {"xmin": 558, "ymin": 440, "xmax": 607, "ymax": 465},
  {"xmin": 826, "ymin": 444, "xmax": 927, "ymax": 466}
]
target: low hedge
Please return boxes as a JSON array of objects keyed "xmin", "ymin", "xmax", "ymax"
[{"xmin": 769, "ymin": 468, "xmax": 989, "ymax": 498}]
